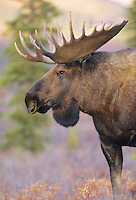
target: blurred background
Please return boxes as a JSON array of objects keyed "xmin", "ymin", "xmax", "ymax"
[{"xmin": 0, "ymin": 0, "xmax": 136, "ymax": 198}]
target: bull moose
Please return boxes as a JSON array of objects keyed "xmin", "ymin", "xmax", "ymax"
[{"xmin": 15, "ymin": 15, "xmax": 136, "ymax": 200}]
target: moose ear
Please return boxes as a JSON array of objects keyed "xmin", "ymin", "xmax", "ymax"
[{"xmin": 52, "ymin": 99, "xmax": 79, "ymax": 127}]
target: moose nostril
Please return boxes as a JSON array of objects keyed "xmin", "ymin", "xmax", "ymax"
[
  {"xmin": 29, "ymin": 104, "xmax": 36, "ymax": 113},
  {"xmin": 27, "ymin": 101, "xmax": 37, "ymax": 114}
]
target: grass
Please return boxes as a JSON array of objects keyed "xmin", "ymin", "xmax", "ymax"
[{"xmin": 0, "ymin": 172, "xmax": 136, "ymax": 200}]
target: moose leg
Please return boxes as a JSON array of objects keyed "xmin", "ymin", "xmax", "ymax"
[{"xmin": 101, "ymin": 142, "xmax": 123, "ymax": 200}]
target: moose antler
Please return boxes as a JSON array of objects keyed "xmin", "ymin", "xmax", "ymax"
[{"xmin": 15, "ymin": 15, "xmax": 128, "ymax": 64}]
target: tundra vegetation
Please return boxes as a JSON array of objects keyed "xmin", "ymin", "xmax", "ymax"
[{"xmin": 0, "ymin": 173, "xmax": 136, "ymax": 199}]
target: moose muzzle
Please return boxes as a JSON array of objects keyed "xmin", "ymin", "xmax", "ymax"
[
  {"xmin": 25, "ymin": 91, "xmax": 51, "ymax": 114},
  {"xmin": 27, "ymin": 100, "xmax": 37, "ymax": 114},
  {"xmin": 25, "ymin": 92, "xmax": 38, "ymax": 114}
]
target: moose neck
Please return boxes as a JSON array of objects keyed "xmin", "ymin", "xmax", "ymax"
[{"xmin": 74, "ymin": 50, "xmax": 133, "ymax": 120}]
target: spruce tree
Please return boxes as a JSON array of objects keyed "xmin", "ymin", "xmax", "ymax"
[
  {"xmin": 0, "ymin": 0, "xmax": 60, "ymax": 153},
  {"xmin": 126, "ymin": 0, "xmax": 136, "ymax": 159},
  {"xmin": 126, "ymin": 0, "xmax": 136, "ymax": 46}
]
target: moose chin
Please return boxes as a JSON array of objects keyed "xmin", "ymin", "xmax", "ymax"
[{"xmin": 15, "ymin": 15, "xmax": 136, "ymax": 200}]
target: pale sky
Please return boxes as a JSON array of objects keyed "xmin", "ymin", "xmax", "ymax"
[{"xmin": 110, "ymin": 0, "xmax": 132, "ymax": 7}]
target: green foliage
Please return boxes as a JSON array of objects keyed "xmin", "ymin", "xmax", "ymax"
[
  {"xmin": 0, "ymin": 0, "xmax": 61, "ymax": 153},
  {"xmin": 126, "ymin": 0, "xmax": 136, "ymax": 159},
  {"xmin": 126, "ymin": 0, "xmax": 136, "ymax": 46},
  {"xmin": 68, "ymin": 128, "xmax": 78, "ymax": 150}
]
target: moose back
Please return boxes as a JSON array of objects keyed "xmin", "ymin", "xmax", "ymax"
[{"xmin": 15, "ymin": 16, "xmax": 136, "ymax": 200}]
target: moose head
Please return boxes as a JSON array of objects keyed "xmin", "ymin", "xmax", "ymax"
[
  {"xmin": 15, "ymin": 16, "xmax": 136, "ymax": 200},
  {"xmin": 15, "ymin": 16, "xmax": 127, "ymax": 127}
]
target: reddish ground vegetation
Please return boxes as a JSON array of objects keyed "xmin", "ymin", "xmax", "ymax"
[{"xmin": 0, "ymin": 172, "xmax": 136, "ymax": 200}]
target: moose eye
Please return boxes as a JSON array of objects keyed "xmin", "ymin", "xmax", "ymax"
[
  {"xmin": 60, "ymin": 71, "xmax": 65, "ymax": 75},
  {"xmin": 56, "ymin": 70, "xmax": 66, "ymax": 78},
  {"xmin": 57, "ymin": 70, "xmax": 65, "ymax": 76}
]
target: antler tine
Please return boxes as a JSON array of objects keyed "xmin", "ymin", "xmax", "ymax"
[
  {"xmin": 29, "ymin": 33, "xmax": 55, "ymax": 64},
  {"xmin": 50, "ymin": 27, "xmax": 60, "ymax": 49},
  {"xmin": 80, "ymin": 21, "xmax": 85, "ymax": 38},
  {"xmin": 15, "ymin": 31, "xmax": 55, "ymax": 64},
  {"xmin": 44, "ymin": 21, "xmax": 55, "ymax": 53},
  {"xmin": 91, "ymin": 25, "xmax": 97, "ymax": 35},
  {"xmin": 69, "ymin": 13, "xmax": 75, "ymax": 41},
  {"xmin": 15, "ymin": 31, "xmax": 38, "ymax": 62},
  {"xmin": 105, "ymin": 22, "xmax": 112, "ymax": 30},
  {"xmin": 62, "ymin": 32, "xmax": 67, "ymax": 45},
  {"xmin": 35, "ymin": 29, "xmax": 53, "ymax": 56},
  {"xmin": 57, "ymin": 23, "xmax": 63, "ymax": 46},
  {"xmin": 29, "ymin": 35, "xmax": 45, "ymax": 60},
  {"xmin": 15, "ymin": 42, "xmax": 28, "ymax": 60},
  {"xmin": 19, "ymin": 31, "xmax": 36, "ymax": 57},
  {"xmin": 100, "ymin": 23, "xmax": 105, "ymax": 32},
  {"xmin": 29, "ymin": 34, "xmax": 39, "ymax": 52}
]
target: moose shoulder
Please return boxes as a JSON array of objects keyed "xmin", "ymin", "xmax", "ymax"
[{"xmin": 15, "ymin": 17, "xmax": 136, "ymax": 200}]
